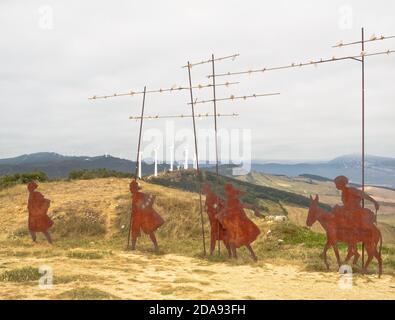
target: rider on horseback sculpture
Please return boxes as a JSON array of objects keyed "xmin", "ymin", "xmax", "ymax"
[{"xmin": 333, "ymin": 175, "xmax": 379, "ymax": 226}]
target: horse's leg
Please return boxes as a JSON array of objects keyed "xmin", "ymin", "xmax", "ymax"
[
  {"xmin": 370, "ymin": 236, "xmax": 383, "ymax": 277},
  {"xmin": 229, "ymin": 244, "xmax": 237, "ymax": 259},
  {"xmin": 373, "ymin": 248, "xmax": 383, "ymax": 277},
  {"xmin": 332, "ymin": 244, "xmax": 341, "ymax": 268},
  {"xmin": 322, "ymin": 242, "xmax": 331, "ymax": 270},
  {"xmin": 246, "ymin": 244, "xmax": 258, "ymax": 262},
  {"xmin": 344, "ymin": 245, "xmax": 354, "ymax": 264},
  {"xmin": 224, "ymin": 241, "xmax": 232, "ymax": 258},
  {"xmin": 374, "ymin": 229, "xmax": 383, "ymax": 277},
  {"xmin": 351, "ymin": 244, "xmax": 360, "ymax": 265},
  {"xmin": 362, "ymin": 244, "xmax": 374, "ymax": 274},
  {"xmin": 344, "ymin": 246, "xmax": 354, "ymax": 263}
]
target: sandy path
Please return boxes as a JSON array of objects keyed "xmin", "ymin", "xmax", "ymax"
[{"xmin": 1, "ymin": 251, "xmax": 394, "ymax": 300}]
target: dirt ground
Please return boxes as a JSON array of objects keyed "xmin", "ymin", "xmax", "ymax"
[{"xmin": 1, "ymin": 249, "xmax": 394, "ymax": 300}]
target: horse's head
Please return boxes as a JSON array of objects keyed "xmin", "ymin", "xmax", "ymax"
[{"xmin": 306, "ymin": 194, "xmax": 320, "ymax": 227}]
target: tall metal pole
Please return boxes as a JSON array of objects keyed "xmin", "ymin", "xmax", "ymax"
[
  {"xmin": 361, "ymin": 27, "xmax": 366, "ymax": 267},
  {"xmin": 187, "ymin": 62, "xmax": 207, "ymax": 256},
  {"xmin": 361, "ymin": 27, "xmax": 365, "ymax": 204},
  {"xmin": 127, "ymin": 86, "xmax": 147, "ymax": 249},
  {"xmin": 211, "ymin": 54, "xmax": 221, "ymax": 255},
  {"xmin": 134, "ymin": 86, "xmax": 147, "ymax": 177}
]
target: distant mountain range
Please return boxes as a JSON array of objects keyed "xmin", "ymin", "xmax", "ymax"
[
  {"xmin": 0, "ymin": 152, "xmax": 169, "ymax": 178},
  {"xmin": 0, "ymin": 152, "xmax": 394, "ymax": 188},
  {"xmin": 251, "ymin": 154, "xmax": 395, "ymax": 188}
]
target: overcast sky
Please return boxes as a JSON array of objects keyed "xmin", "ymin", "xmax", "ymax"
[{"xmin": 0, "ymin": 0, "xmax": 394, "ymax": 162}]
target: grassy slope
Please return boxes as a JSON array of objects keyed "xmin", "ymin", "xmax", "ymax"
[
  {"xmin": 0, "ymin": 174, "xmax": 395, "ymax": 299},
  {"xmin": 147, "ymin": 170, "xmax": 331, "ymax": 216}
]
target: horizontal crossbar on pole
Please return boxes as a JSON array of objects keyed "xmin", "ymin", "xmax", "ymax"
[
  {"xmin": 208, "ymin": 49, "xmax": 395, "ymax": 78},
  {"xmin": 188, "ymin": 93, "xmax": 280, "ymax": 105},
  {"xmin": 333, "ymin": 35, "xmax": 395, "ymax": 48},
  {"xmin": 88, "ymin": 82, "xmax": 239, "ymax": 100},
  {"xmin": 129, "ymin": 113, "xmax": 239, "ymax": 120},
  {"xmin": 182, "ymin": 54, "xmax": 240, "ymax": 69}
]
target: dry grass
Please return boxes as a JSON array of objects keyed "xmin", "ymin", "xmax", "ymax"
[{"xmin": 0, "ymin": 177, "xmax": 394, "ymax": 300}]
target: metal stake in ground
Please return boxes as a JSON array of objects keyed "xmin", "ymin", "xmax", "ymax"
[
  {"xmin": 210, "ymin": 54, "xmax": 221, "ymax": 256},
  {"xmin": 127, "ymin": 86, "xmax": 147, "ymax": 249},
  {"xmin": 361, "ymin": 28, "xmax": 366, "ymax": 267},
  {"xmin": 187, "ymin": 62, "xmax": 207, "ymax": 256}
]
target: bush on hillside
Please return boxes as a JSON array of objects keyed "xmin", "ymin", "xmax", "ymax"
[
  {"xmin": 0, "ymin": 172, "xmax": 48, "ymax": 190},
  {"xmin": 51, "ymin": 205, "xmax": 106, "ymax": 237},
  {"xmin": 68, "ymin": 168, "xmax": 132, "ymax": 180}
]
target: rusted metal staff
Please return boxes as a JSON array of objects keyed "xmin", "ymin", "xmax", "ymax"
[
  {"xmin": 361, "ymin": 28, "xmax": 365, "ymax": 206},
  {"xmin": 212, "ymin": 56, "xmax": 221, "ymax": 254},
  {"xmin": 187, "ymin": 61, "xmax": 207, "ymax": 256},
  {"xmin": 210, "ymin": 54, "xmax": 221, "ymax": 255},
  {"xmin": 361, "ymin": 28, "xmax": 366, "ymax": 267},
  {"xmin": 127, "ymin": 86, "xmax": 147, "ymax": 249}
]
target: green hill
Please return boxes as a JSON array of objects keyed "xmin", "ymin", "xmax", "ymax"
[{"xmin": 146, "ymin": 170, "xmax": 331, "ymax": 215}]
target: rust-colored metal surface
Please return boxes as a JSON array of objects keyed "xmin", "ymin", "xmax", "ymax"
[
  {"xmin": 202, "ymin": 182, "xmax": 230, "ymax": 256},
  {"xmin": 217, "ymin": 183, "xmax": 261, "ymax": 261},
  {"xmin": 27, "ymin": 182, "xmax": 53, "ymax": 233},
  {"xmin": 306, "ymin": 176, "xmax": 382, "ymax": 276},
  {"xmin": 129, "ymin": 180, "xmax": 164, "ymax": 251}
]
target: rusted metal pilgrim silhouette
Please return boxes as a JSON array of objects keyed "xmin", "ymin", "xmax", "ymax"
[
  {"xmin": 216, "ymin": 183, "xmax": 263, "ymax": 261},
  {"xmin": 27, "ymin": 182, "xmax": 53, "ymax": 244},
  {"xmin": 129, "ymin": 179, "xmax": 164, "ymax": 251},
  {"xmin": 306, "ymin": 176, "xmax": 382, "ymax": 276},
  {"xmin": 202, "ymin": 182, "xmax": 231, "ymax": 256}
]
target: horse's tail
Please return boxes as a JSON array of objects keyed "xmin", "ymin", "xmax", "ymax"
[
  {"xmin": 377, "ymin": 226, "xmax": 383, "ymax": 278},
  {"xmin": 378, "ymin": 228, "xmax": 383, "ymax": 257}
]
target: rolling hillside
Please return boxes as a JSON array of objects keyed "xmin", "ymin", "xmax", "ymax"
[
  {"xmin": 146, "ymin": 170, "xmax": 327, "ymax": 216},
  {"xmin": 0, "ymin": 173, "xmax": 395, "ymax": 299}
]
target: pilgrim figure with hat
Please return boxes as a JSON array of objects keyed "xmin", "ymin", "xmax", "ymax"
[
  {"xmin": 129, "ymin": 179, "xmax": 164, "ymax": 251},
  {"xmin": 216, "ymin": 183, "xmax": 263, "ymax": 261},
  {"xmin": 333, "ymin": 175, "xmax": 378, "ymax": 226},
  {"xmin": 202, "ymin": 182, "xmax": 231, "ymax": 257},
  {"xmin": 27, "ymin": 181, "xmax": 53, "ymax": 244}
]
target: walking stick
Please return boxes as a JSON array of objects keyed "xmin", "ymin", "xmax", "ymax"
[
  {"xmin": 126, "ymin": 86, "xmax": 147, "ymax": 250},
  {"xmin": 187, "ymin": 63, "xmax": 207, "ymax": 256}
]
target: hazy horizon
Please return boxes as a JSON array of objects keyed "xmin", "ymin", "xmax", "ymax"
[{"xmin": 1, "ymin": 150, "xmax": 393, "ymax": 164}]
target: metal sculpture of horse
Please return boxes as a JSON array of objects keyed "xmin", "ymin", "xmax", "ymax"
[{"xmin": 306, "ymin": 195, "xmax": 382, "ymax": 276}]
